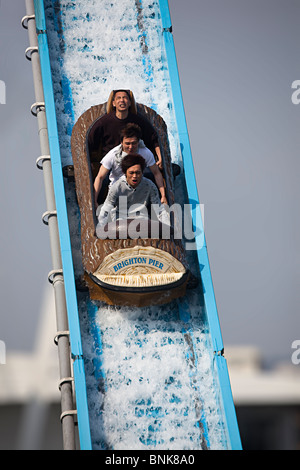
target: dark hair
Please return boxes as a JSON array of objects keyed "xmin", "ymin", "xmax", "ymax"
[
  {"xmin": 121, "ymin": 154, "xmax": 146, "ymax": 174},
  {"xmin": 120, "ymin": 123, "xmax": 142, "ymax": 141},
  {"xmin": 112, "ymin": 89, "xmax": 131, "ymax": 100}
]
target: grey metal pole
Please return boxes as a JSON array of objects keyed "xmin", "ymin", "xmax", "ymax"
[{"xmin": 23, "ymin": 0, "xmax": 77, "ymax": 450}]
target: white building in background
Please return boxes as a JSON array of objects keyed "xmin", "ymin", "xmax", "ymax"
[
  {"xmin": 226, "ymin": 346, "xmax": 300, "ymax": 449},
  {"xmin": 0, "ymin": 285, "xmax": 62, "ymax": 450},
  {"xmin": 227, "ymin": 345, "xmax": 300, "ymax": 406},
  {"xmin": 1, "ymin": 286, "xmax": 300, "ymax": 450}
]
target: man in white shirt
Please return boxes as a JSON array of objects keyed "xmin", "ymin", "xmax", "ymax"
[
  {"xmin": 96, "ymin": 154, "xmax": 169, "ymax": 237},
  {"xmin": 93, "ymin": 123, "xmax": 167, "ymax": 207}
]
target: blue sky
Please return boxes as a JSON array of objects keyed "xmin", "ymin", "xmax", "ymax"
[{"xmin": 0, "ymin": 0, "xmax": 299, "ymax": 367}]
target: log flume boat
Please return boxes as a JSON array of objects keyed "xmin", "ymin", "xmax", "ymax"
[{"xmin": 71, "ymin": 90, "xmax": 190, "ymax": 307}]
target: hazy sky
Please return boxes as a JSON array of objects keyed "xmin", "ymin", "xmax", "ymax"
[
  {"xmin": 171, "ymin": 0, "xmax": 300, "ymax": 366},
  {"xmin": 0, "ymin": 0, "xmax": 299, "ymax": 368}
]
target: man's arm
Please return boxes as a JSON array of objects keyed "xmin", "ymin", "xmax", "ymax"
[
  {"xmin": 148, "ymin": 180, "xmax": 170, "ymax": 226},
  {"xmin": 97, "ymin": 182, "xmax": 118, "ymax": 226},
  {"xmin": 154, "ymin": 145, "xmax": 163, "ymax": 170},
  {"xmin": 93, "ymin": 164, "xmax": 109, "ymax": 207},
  {"xmin": 149, "ymin": 164, "xmax": 167, "ymax": 204}
]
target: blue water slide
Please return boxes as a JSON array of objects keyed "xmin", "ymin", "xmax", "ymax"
[{"xmin": 32, "ymin": 0, "xmax": 241, "ymax": 450}]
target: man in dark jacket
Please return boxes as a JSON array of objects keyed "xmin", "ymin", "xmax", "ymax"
[{"xmin": 88, "ymin": 90, "xmax": 163, "ymax": 169}]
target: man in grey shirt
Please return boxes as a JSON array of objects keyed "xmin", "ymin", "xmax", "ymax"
[
  {"xmin": 97, "ymin": 154, "xmax": 169, "ymax": 234},
  {"xmin": 93, "ymin": 123, "xmax": 166, "ymax": 207}
]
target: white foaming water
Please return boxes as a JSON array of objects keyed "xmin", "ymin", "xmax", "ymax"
[
  {"xmin": 78, "ymin": 296, "xmax": 227, "ymax": 450},
  {"xmin": 44, "ymin": 0, "xmax": 178, "ymax": 166},
  {"xmin": 44, "ymin": 0, "xmax": 229, "ymax": 449}
]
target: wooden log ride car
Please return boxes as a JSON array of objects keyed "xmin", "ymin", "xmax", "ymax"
[{"xmin": 70, "ymin": 91, "xmax": 190, "ymax": 307}]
